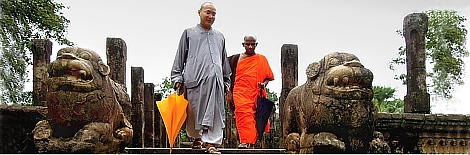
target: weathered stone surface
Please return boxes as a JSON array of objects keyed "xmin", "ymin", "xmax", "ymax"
[
  {"xmin": 298, "ymin": 132, "xmax": 346, "ymax": 153},
  {"xmin": 131, "ymin": 67, "xmax": 145, "ymax": 148},
  {"xmin": 403, "ymin": 13, "xmax": 430, "ymax": 113},
  {"xmin": 0, "ymin": 105, "xmax": 47, "ymax": 153},
  {"xmin": 280, "ymin": 44, "xmax": 298, "ymax": 141},
  {"xmin": 144, "ymin": 83, "xmax": 155, "ymax": 148},
  {"xmin": 282, "ymin": 52, "xmax": 377, "ymax": 153},
  {"xmin": 284, "ymin": 133, "xmax": 300, "ymax": 153},
  {"xmin": 376, "ymin": 113, "xmax": 470, "ymax": 153},
  {"xmin": 369, "ymin": 131, "xmax": 391, "ymax": 153},
  {"xmin": 32, "ymin": 39, "xmax": 52, "ymax": 106},
  {"xmin": 106, "ymin": 38, "xmax": 131, "ymax": 119},
  {"xmin": 106, "ymin": 37, "xmax": 127, "ymax": 85},
  {"xmin": 403, "ymin": 113, "xmax": 425, "ymax": 129},
  {"xmin": 154, "ymin": 93, "xmax": 164, "ymax": 147},
  {"xmin": 32, "ymin": 47, "xmax": 133, "ymax": 153}
]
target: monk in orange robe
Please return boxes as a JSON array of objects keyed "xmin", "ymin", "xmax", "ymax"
[{"xmin": 227, "ymin": 34, "xmax": 274, "ymax": 149}]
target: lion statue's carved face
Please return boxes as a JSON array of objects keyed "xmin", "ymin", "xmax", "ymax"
[
  {"xmin": 48, "ymin": 47, "xmax": 110, "ymax": 92},
  {"xmin": 46, "ymin": 47, "xmax": 118, "ymax": 127},
  {"xmin": 306, "ymin": 52, "xmax": 373, "ymax": 100}
]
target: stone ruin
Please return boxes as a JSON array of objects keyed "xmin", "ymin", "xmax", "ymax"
[
  {"xmin": 32, "ymin": 47, "xmax": 133, "ymax": 153},
  {"xmin": 281, "ymin": 52, "xmax": 390, "ymax": 153},
  {"xmin": 278, "ymin": 12, "xmax": 470, "ymax": 154},
  {"xmin": 0, "ymin": 38, "xmax": 165, "ymax": 154}
]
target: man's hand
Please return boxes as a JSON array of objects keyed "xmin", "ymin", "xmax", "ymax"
[
  {"xmin": 226, "ymin": 92, "xmax": 235, "ymax": 112},
  {"xmin": 175, "ymin": 82, "xmax": 182, "ymax": 89},
  {"xmin": 258, "ymin": 82, "xmax": 265, "ymax": 91},
  {"xmin": 175, "ymin": 82, "xmax": 184, "ymax": 95},
  {"xmin": 224, "ymin": 83, "xmax": 230, "ymax": 94}
]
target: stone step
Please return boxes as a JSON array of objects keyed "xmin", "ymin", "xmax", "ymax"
[{"xmin": 125, "ymin": 147, "xmax": 287, "ymax": 154}]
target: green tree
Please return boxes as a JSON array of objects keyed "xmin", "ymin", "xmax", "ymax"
[
  {"xmin": 265, "ymin": 87, "xmax": 280, "ymax": 148},
  {"xmin": 384, "ymin": 99, "xmax": 404, "ymax": 114},
  {"xmin": 155, "ymin": 77, "xmax": 175, "ymax": 98},
  {"xmin": 373, "ymin": 86, "xmax": 404, "ymax": 113},
  {"xmin": 390, "ymin": 10, "xmax": 468, "ymax": 99},
  {"xmin": 266, "ymin": 87, "xmax": 278, "ymax": 108},
  {"xmin": 0, "ymin": 0, "xmax": 73, "ymax": 105}
]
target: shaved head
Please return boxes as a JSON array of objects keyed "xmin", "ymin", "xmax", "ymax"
[
  {"xmin": 200, "ymin": 2, "xmax": 215, "ymax": 11},
  {"xmin": 243, "ymin": 34, "xmax": 257, "ymax": 42}
]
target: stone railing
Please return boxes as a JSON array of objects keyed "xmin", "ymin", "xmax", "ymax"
[
  {"xmin": 376, "ymin": 113, "xmax": 470, "ymax": 154},
  {"xmin": 0, "ymin": 105, "xmax": 47, "ymax": 153}
]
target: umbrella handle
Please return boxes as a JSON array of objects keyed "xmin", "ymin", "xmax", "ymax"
[
  {"xmin": 259, "ymin": 89, "xmax": 266, "ymax": 98},
  {"xmin": 176, "ymin": 85, "xmax": 184, "ymax": 96},
  {"xmin": 258, "ymin": 82, "xmax": 267, "ymax": 98},
  {"xmin": 257, "ymin": 90, "xmax": 266, "ymax": 110}
]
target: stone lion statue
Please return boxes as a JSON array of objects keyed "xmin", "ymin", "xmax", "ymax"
[
  {"xmin": 282, "ymin": 52, "xmax": 377, "ymax": 153},
  {"xmin": 33, "ymin": 47, "xmax": 133, "ymax": 153}
]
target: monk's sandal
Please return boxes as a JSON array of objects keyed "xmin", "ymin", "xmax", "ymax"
[
  {"xmin": 206, "ymin": 143, "xmax": 221, "ymax": 154},
  {"xmin": 191, "ymin": 138, "xmax": 203, "ymax": 149},
  {"xmin": 238, "ymin": 143, "xmax": 254, "ymax": 149}
]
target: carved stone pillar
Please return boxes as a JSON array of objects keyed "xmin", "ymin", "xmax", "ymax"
[
  {"xmin": 144, "ymin": 83, "xmax": 155, "ymax": 148},
  {"xmin": 403, "ymin": 13, "xmax": 430, "ymax": 114},
  {"xmin": 32, "ymin": 39, "xmax": 52, "ymax": 106},
  {"xmin": 154, "ymin": 93, "xmax": 164, "ymax": 148},
  {"xmin": 106, "ymin": 37, "xmax": 127, "ymax": 85},
  {"xmin": 131, "ymin": 67, "xmax": 145, "ymax": 148},
  {"xmin": 280, "ymin": 44, "xmax": 298, "ymax": 140},
  {"xmin": 106, "ymin": 37, "xmax": 131, "ymax": 119}
]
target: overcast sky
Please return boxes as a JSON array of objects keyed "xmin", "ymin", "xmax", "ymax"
[{"xmin": 29, "ymin": 0, "xmax": 470, "ymax": 114}]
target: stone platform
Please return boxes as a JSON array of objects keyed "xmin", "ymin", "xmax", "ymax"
[{"xmin": 125, "ymin": 147, "xmax": 287, "ymax": 154}]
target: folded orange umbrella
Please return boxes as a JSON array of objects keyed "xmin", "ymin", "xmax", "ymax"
[{"xmin": 156, "ymin": 92, "xmax": 188, "ymax": 154}]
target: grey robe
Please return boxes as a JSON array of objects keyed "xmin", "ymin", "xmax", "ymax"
[{"xmin": 171, "ymin": 24, "xmax": 231, "ymax": 133}]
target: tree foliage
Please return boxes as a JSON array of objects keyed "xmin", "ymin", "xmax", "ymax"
[
  {"xmin": 155, "ymin": 77, "xmax": 175, "ymax": 98},
  {"xmin": 373, "ymin": 86, "xmax": 404, "ymax": 113},
  {"xmin": 0, "ymin": 0, "xmax": 73, "ymax": 105},
  {"xmin": 390, "ymin": 10, "xmax": 468, "ymax": 99},
  {"xmin": 266, "ymin": 87, "xmax": 278, "ymax": 107}
]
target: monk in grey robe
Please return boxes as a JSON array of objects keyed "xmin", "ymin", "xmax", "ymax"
[{"xmin": 170, "ymin": 2, "xmax": 231, "ymax": 152}]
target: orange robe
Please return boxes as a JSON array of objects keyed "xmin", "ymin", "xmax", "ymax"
[{"xmin": 233, "ymin": 54, "xmax": 274, "ymax": 144}]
